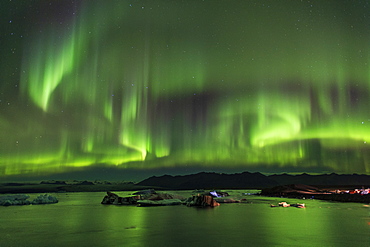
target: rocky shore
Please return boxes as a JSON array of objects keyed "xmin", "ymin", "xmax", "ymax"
[
  {"xmin": 260, "ymin": 184, "xmax": 370, "ymax": 203},
  {"xmin": 101, "ymin": 190, "xmax": 222, "ymax": 207}
]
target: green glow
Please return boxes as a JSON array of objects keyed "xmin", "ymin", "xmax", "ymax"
[
  {"xmin": 21, "ymin": 31, "xmax": 78, "ymax": 111},
  {"xmin": 1, "ymin": 0, "xmax": 370, "ymax": 178}
]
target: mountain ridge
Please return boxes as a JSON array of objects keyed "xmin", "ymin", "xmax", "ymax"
[{"xmin": 136, "ymin": 172, "xmax": 370, "ymax": 189}]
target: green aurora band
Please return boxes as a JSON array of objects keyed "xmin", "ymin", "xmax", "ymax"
[{"xmin": 1, "ymin": 0, "xmax": 370, "ymax": 178}]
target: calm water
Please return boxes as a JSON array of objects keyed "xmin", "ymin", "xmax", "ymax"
[{"xmin": 0, "ymin": 190, "xmax": 369, "ymax": 247}]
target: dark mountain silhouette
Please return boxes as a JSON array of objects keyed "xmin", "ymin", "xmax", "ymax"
[
  {"xmin": 137, "ymin": 172, "xmax": 370, "ymax": 189},
  {"xmin": 268, "ymin": 173, "xmax": 370, "ymax": 187},
  {"xmin": 137, "ymin": 171, "xmax": 279, "ymax": 189}
]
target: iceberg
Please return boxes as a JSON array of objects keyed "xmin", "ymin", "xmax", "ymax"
[
  {"xmin": 0, "ymin": 194, "xmax": 58, "ymax": 206},
  {"xmin": 0, "ymin": 194, "xmax": 30, "ymax": 206},
  {"xmin": 31, "ymin": 194, "xmax": 58, "ymax": 204}
]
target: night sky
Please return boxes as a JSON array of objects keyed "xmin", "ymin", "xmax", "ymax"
[{"xmin": 1, "ymin": 0, "xmax": 370, "ymax": 181}]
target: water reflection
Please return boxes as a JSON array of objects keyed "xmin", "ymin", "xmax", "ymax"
[{"xmin": 0, "ymin": 191, "xmax": 368, "ymax": 247}]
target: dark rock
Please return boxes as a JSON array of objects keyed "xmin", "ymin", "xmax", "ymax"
[
  {"xmin": 132, "ymin": 189, "xmax": 156, "ymax": 195},
  {"xmin": 101, "ymin": 191, "xmax": 185, "ymax": 205},
  {"xmin": 101, "ymin": 192, "xmax": 139, "ymax": 205},
  {"xmin": 186, "ymin": 195, "xmax": 220, "ymax": 207},
  {"xmin": 132, "ymin": 189, "xmax": 185, "ymax": 201},
  {"xmin": 309, "ymin": 193, "xmax": 370, "ymax": 203},
  {"xmin": 137, "ymin": 199, "xmax": 183, "ymax": 207},
  {"xmin": 214, "ymin": 198, "xmax": 240, "ymax": 203},
  {"xmin": 143, "ymin": 192, "xmax": 184, "ymax": 201},
  {"xmin": 261, "ymin": 184, "xmax": 325, "ymax": 196},
  {"xmin": 261, "ymin": 184, "xmax": 370, "ymax": 203}
]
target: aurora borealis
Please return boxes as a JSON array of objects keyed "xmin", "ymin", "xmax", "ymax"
[{"xmin": 1, "ymin": 0, "xmax": 370, "ymax": 180}]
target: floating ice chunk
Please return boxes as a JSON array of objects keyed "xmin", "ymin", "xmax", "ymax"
[
  {"xmin": 0, "ymin": 194, "xmax": 58, "ymax": 206},
  {"xmin": 31, "ymin": 194, "xmax": 58, "ymax": 204},
  {"xmin": 0, "ymin": 194, "xmax": 30, "ymax": 206}
]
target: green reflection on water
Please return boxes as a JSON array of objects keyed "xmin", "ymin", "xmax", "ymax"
[{"xmin": 0, "ymin": 192, "xmax": 368, "ymax": 247}]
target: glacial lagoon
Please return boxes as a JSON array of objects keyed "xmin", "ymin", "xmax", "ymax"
[{"xmin": 0, "ymin": 191, "xmax": 369, "ymax": 247}]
